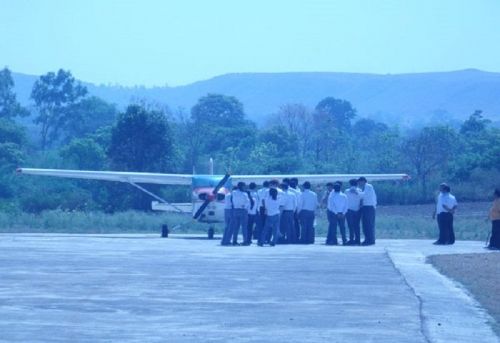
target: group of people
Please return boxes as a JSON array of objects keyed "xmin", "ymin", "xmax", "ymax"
[
  {"xmin": 220, "ymin": 177, "xmax": 378, "ymax": 247},
  {"xmin": 220, "ymin": 177, "xmax": 500, "ymax": 249}
]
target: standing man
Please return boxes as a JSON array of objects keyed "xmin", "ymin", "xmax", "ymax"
[
  {"xmin": 358, "ymin": 177, "xmax": 377, "ymax": 246},
  {"xmin": 345, "ymin": 179, "xmax": 362, "ymax": 245},
  {"xmin": 246, "ymin": 182, "xmax": 258, "ymax": 244},
  {"xmin": 280, "ymin": 183, "xmax": 298, "ymax": 243},
  {"xmin": 289, "ymin": 177, "xmax": 302, "ymax": 242},
  {"xmin": 221, "ymin": 187, "xmax": 235, "ymax": 246},
  {"xmin": 321, "ymin": 183, "xmax": 335, "ymax": 209},
  {"xmin": 255, "ymin": 181, "xmax": 270, "ymax": 243},
  {"xmin": 326, "ymin": 183, "xmax": 348, "ymax": 245},
  {"xmin": 432, "ymin": 183, "xmax": 457, "ymax": 245},
  {"xmin": 231, "ymin": 182, "xmax": 250, "ymax": 245},
  {"xmin": 299, "ymin": 181, "xmax": 318, "ymax": 244}
]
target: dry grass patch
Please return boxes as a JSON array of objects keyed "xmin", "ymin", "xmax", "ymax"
[{"xmin": 429, "ymin": 253, "xmax": 500, "ymax": 336}]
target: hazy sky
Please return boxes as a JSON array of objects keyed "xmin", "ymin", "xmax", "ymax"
[{"xmin": 2, "ymin": 0, "xmax": 500, "ymax": 86}]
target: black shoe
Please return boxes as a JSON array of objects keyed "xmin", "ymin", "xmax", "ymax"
[
  {"xmin": 433, "ymin": 241, "xmax": 444, "ymax": 245},
  {"xmin": 257, "ymin": 243, "xmax": 263, "ymax": 247},
  {"xmin": 270, "ymin": 243, "xmax": 275, "ymax": 247},
  {"xmin": 486, "ymin": 245, "xmax": 499, "ymax": 250},
  {"xmin": 345, "ymin": 240, "xmax": 354, "ymax": 246},
  {"xmin": 361, "ymin": 241, "xmax": 374, "ymax": 246}
]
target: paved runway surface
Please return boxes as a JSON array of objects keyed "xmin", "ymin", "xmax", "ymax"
[{"xmin": 0, "ymin": 234, "xmax": 498, "ymax": 343}]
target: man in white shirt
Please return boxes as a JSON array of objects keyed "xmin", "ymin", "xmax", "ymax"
[
  {"xmin": 358, "ymin": 177, "xmax": 377, "ymax": 246},
  {"xmin": 280, "ymin": 183, "xmax": 298, "ymax": 243},
  {"xmin": 231, "ymin": 182, "xmax": 250, "ymax": 245},
  {"xmin": 299, "ymin": 181, "xmax": 318, "ymax": 244},
  {"xmin": 289, "ymin": 178, "xmax": 302, "ymax": 242},
  {"xmin": 432, "ymin": 183, "xmax": 458, "ymax": 245},
  {"xmin": 345, "ymin": 179, "xmax": 362, "ymax": 245},
  {"xmin": 326, "ymin": 183, "xmax": 348, "ymax": 245},
  {"xmin": 321, "ymin": 183, "xmax": 335, "ymax": 209},
  {"xmin": 220, "ymin": 187, "xmax": 235, "ymax": 246},
  {"xmin": 246, "ymin": 182, "xmax": 258, "ymax": 245},
  {"xmin": 255, "ymin": 181, "xmax": 270, "ymax": 242}
]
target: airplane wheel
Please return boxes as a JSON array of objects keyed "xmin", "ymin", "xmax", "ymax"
[{"xmin": 208, "ymin": 227, "xmax": 215, "ymax": 240}]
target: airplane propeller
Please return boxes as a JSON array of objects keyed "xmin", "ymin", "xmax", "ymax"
[{"xmin": 193, "ymin": 173, "xmax": 231, "ymax": 220}]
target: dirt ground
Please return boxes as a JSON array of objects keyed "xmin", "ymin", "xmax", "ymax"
[{"xmin": 428, "ymin": 253, "xmax": 500, "ymax": 336}]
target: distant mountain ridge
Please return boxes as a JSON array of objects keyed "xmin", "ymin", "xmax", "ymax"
[{"xmin": 11, "ymin": 69, "xmax": 500, "ymax": 126}]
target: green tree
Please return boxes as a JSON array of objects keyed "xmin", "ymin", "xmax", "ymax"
[
  {"xmin": 107, "ymin": 105, "xmax": 175, "ymax": 210},
  {"xmin": 460, "ymin": 110, "xmax": 490, "ymax": 135},
  {"xmin": 352, "ymin": 118, "xmax": 402, "ymax": 173},
  {"xmin": 31, "ymin": 69, "xmax": 88, "ymax": 149},
  {"xmin": 315, "ymin": 97, "xmax": 356, "ymax": 131},
  {"xmin": 451, "ymin": 111, "xmax": 500, "ymax": 180},
  {"xmin": 0, "ymin": 118, "xmax": 26, "ymax": 198},
  {"xmin": 187, "ymin": 94, "xmax": 256, "ymax": 172},
  {"xmin": 0, "ymin": 67, "xmax": 29, "ymax": 119},
  {"xmin": 191, "ymin": 93, "xmax": 245, "ymax": 126},
  {"xmin": 403, "ymin": 126, "xmax": 457, "ymax": 197},
  {"xmin": 108, "ymin": 104, "xmax": 174, "ymax": 172},
  {"xmin": 60, "ymin": 138, "xmax": 106, "ymax": 170},
  {"xmin": 63, "ymin": 96, "xmax": 117, "ymax": 141}
]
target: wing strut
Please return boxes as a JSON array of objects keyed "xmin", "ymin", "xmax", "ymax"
[{"xmin": 128, "ymin": 181, "xmax": 185, "ymax": 213}]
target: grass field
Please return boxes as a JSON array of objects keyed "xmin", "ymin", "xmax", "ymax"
[{"xmin": 0, "ymin": 202, "xmax": 492, "ymax": 241}]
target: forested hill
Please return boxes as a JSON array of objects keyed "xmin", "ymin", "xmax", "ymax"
[{"xmin": 11, "ymin": 69, "xmax": 500, "ymax": 126}]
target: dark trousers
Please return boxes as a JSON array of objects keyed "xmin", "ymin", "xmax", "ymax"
[
  {"xmin": 346, "ymin": 209, "xmax": 361, "ymax": 243},
  {"xmin": 280, "ymin": 210, "xmax": 296, "ymax": 243},
  {"xmin": 490, "ymin": 220, "xmax": 500, "ymax": 248},
  {"xmin": 231, "ymin": 209, "xmax": 249, "ymax": 244},
  {"xmin": 326, "ymin": 210, "xmax": 346, "ymax": 244},
  {"xmin": 221, "ymin": 209, "xmax": 233, "ymax": 245},
  {"xmin": 361, "ymin": 206, "xmax": 376, "ymax": 244},
  {"xmin": 294, "ymin": 212, "xmax": 300, "ymax": 241},
  {"xmin": 259, "ymin": 214, "xmax": 280, "ymax": 245},
  {"xmin": 247, "ymin": 214, "xmax": 257, "ymax": 243},
  {"xmin": 299, "ymin": 210, "xmax": 315, "ymax": 244},
  {"xmin": 437, "ymin": 212, "xmax": 455, "ymax": 244},
  {"xmin": 255, "ymin": 210, "xmax": 266, "ymax": 242}
]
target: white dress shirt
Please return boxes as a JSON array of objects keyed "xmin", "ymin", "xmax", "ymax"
[
  {"xmin": 436, "ymin": 193, "xmax": 457, "ymax": 214},
  {"xmin": 224, "ymin": 193, "xmax": 233, "ymax": 210},
  {"xmin": 299, "ymin": 189, "xmax": 318, "ymax": 211},
  {"xmin": 231, "ymin": 189, "xmax": 250, "ymax": 210},
  {"xmin": 288, "ymin": 187, "xmax": 302, "ymax": 210},
  {"xmin": 346, "ymin": 187, "xmax": 362, "ymax": 211},
  {"xmin": 257, "ymin": 187, "xmax": 269, "ymax": 209},
  {"xmin": 327, "ymin": 191, "xmax": 348, "ymax": 214},
  {"xmin": 360, "ymin": 183, "xmax": 377, "ymax": 207},
  {"xmin": 281, "ymin": 190, "xmax": 297, "ymax": 211},
  {"xmin": 264, "ymin": 196, "xmax": 282, "ymax": 216}
]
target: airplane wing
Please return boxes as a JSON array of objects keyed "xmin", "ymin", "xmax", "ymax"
[
  {"xmin": 231, "ymin": 173, "xmax": 409, "ymax": 184},
  {"xmin": 17, "ymin": 168, "xmax": 409, "ymax": 186},
  {"xmin": 16, "ymin": 168, "xmax": 193, "ymax": 185}
]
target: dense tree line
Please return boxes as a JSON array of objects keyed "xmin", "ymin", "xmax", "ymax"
[{"xmin": 0, "ymin": 67, "xmax": 499, "ymax": 213}]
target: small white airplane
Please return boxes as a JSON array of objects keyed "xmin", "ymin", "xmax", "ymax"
[{"xmin": 17, "ymin": 161, "xmax": 409, "ymax": 237}]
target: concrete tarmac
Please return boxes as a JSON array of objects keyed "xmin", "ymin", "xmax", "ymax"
[{"xmin": 0, "ymin": 234, "xmax": 498, "ymax": 343}]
